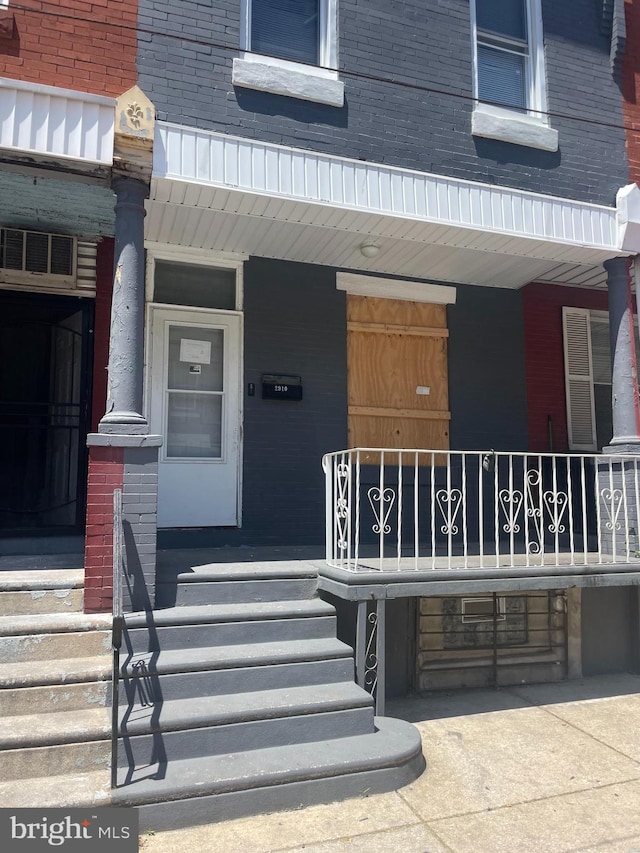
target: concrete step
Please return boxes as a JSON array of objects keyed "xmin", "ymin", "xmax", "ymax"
[
  {"xmin": 0, "ymin": 679, "xmax": 110, "ymax": 716},
  {"xmin": 113, "ymin": 716, "xmax": 425, "ymax": 831},
  {"xmin": 120, "ymin": 707, "xmax": 373, "ymax": 768},
  {"xmin": 0, "ymin": 570, "xmax": 84, "ymax": 591},
  {"xmin": 122, "ymin": 656, "xmax": 354, "ymax": 704},
  {"xmin": 124, "ymin": 601, "xmax": 336, "ymax": 653},
  {"xmin": 120, "ymin": 638, "xmax": 354, "ymax": 700},
  {"xmin": 0, "ymin": 612, "xmax": 112, "ymax": 637},
  {"xmin": 0, "ymin": 739, "xmax": 110, "ymax": 782},
  {"xmin": 0, "ymin": 629, "xmax": 111, "ymax": 663},
  {"xmin": 0, "ymin": 589, "xmax": 84, "ymax": 616},
  {"xmin": 0, "ymin": 655, "xmax": 111, "ymax": 688},
  {"xmin": 0, "ymin": 706, "xmax": 111, "ymax": 751},
  {"xmin": 0, "ymin": 771, "xmax": 110, "ymax": 808},
  {"xmin": 160, "ymin": 577, "xmax": 318, "ymax": 607},
  {"xmin": 122, "ymin": 680, "xmax": 372, "ymax": 736},
  {"xmin": 156, "ymin": 563, "xmax": 319, "ymax": 583}
]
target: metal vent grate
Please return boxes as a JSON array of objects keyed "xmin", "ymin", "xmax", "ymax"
[{"xmin": 0, "ymin": 229, "xmax": 75, "ymax": 276}]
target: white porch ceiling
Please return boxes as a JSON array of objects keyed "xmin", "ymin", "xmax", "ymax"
[{"xmin": 148, "ymin": 122, "xmax": 628, "ymax": 290}]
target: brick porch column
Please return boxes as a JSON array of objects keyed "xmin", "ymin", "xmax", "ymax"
[{"xmin": 84, "ymin": 87, "xmax": 161, "ymax": 614}]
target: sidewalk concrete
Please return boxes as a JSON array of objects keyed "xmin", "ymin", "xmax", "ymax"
[{"xmin": 139, "ymin": 673, "xmax": 640, "ymax": 853}]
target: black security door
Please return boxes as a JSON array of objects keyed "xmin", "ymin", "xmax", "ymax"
[{"xmin": 0, "ymin": 292, "xmax": 93, "ymax": 531}]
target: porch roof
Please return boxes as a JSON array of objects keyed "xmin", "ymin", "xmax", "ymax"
[{"xmin": 149, "ymin": 122, "xmax": 635, "ymax": 290}]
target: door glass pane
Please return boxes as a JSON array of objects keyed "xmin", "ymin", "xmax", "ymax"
[
  {"xmin": 167, "ymin": 393, "xmax": 222, "ymax": 458},
  {"xmin": 167, "ymin": 326, "xmax": 224, "ymax": 392}
]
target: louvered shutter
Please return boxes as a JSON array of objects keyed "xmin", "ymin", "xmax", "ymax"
[{"xmin": 563, "ymin": 307, "xmax": 597, "ymax": 451}]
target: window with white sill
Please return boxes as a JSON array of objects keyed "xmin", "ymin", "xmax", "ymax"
[
  {"xmin": 233, "ymin": 0, "xmax": 343, "ymax": 107},
  {"xmin": 471, "ymin": 0, "xmax": 557, "ymax": 151}
]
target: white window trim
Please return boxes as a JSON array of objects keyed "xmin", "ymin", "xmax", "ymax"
[
  {"xmin": 233, "ymin": 0, "xmax": 343, "ymax": 107},
  {"xmin": 470, "ymin": 0, "xmax": 557, "ymax": 152}
]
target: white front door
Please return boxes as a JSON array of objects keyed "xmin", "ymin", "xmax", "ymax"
[{"xmin": 149, "ymin": 306, "xmax": 242, "ymax": 528}]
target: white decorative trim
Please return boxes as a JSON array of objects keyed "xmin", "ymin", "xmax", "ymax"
[
  {"xmin": 0, "ymin": 77, "xmax": 114, "ymax": 165},
  {"xmin": 616, "ymin": 183, "xmax": 640, "ymax": 252},
  {"xmin": 232, "ymin": 57, "xmax": 344, "ymax": 107},
  {"xmin": 337, "ymin": 272, "xmax": 457, "ymax": 304},
  {"xmin": 472, "ymin": 104, "xmax": 558, "ymax": 152},
  {"xmin": 154, "ymin": 123, "xmax": 620, "ymax": 253}
]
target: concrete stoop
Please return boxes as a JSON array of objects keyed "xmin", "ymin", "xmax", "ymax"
[
  {"xmin": 0, "ymin": 570, "xmax": 112, "ymax": 807},
  {"xmin": 113, "ymin": 563, "xmax": 425, "ymax": 831}
]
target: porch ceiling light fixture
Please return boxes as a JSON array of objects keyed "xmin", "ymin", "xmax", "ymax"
[{"xmin": 359, "ymin": 240, "xmax": 380, "ymax": 258}]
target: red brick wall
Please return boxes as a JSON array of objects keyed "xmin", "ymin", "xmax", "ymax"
[
  {"xmin": 623, "ymin": 0, "xmax": 640, "ymax": 183},
  {"xmin": 92, "ymin": 238, "xmax": 113, "ymax": 431},
  {"xmin": 522, "ymin": 283, "xmax": 608, "ymax": 452},
  {"xmin": 84, "ymin": 445, "xmax": 123, "ymax": 613},
  {"xmin": 0, "ymin": 0, "xmax": 137, "ymax": 97}
]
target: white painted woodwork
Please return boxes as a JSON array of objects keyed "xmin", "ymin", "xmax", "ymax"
[
  {"xmin": 149, "ymin": 306, "xmax": 242, "ymax": 528},
  {"xmin": 0, "ymin": 78, "xmax": 114, "ymax": 165}
]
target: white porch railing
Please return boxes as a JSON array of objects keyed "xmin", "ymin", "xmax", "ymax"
[{"xmin": 322, "ymin": 448, "xmax": 640, "ymax": 572}]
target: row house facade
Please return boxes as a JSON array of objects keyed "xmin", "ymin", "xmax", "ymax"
[{"xmin": 2, "ymin": 0, "xmax": 640, "ymax": 828}]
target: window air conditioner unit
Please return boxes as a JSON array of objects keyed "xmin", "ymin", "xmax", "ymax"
[{"xmin": 0, "ymin": 228, "xmax": 77, "ymax": 288}]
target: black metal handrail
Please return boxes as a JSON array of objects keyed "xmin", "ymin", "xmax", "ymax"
[{"xmin": 111, "ymin": 488, "xmax": 124, "ymax": 790}]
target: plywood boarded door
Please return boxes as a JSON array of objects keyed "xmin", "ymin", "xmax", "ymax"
[{"xmin": 347, "ymin": 295, "xmax": 450, "ymax": 451}]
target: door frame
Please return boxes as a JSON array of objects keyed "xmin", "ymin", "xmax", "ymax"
[{"xmin": 145, "ymin": 302, "xmax": 244, "ymax": 528}]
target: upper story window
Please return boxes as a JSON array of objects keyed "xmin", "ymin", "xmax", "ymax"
[
  {"xmin": 251, "ymin": 0, "xmax": 320, "ymax": 66},
  {"xmin": 233, "ymin": 0, "xmax": 343, "ymax": 107},
  {"xmin": 476, "ymin": 0, "xmax": 529, "ymax": 111},
  {"xmin": 471, "ymin": 0, "xmax": 558, "ymax": 151}
]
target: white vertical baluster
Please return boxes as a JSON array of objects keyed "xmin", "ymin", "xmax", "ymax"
[
  {"xmin": 609, "ymin": 459, "xmax": 616, "ymax": 563},
  {"xmin": 567, "ymin": 456, "xmax": 575, "ymax": 565},
  {"xmin": 414, "ymin": 451, "xmax": 419, "ymax": 571},
  {"xmin": 595, "ymin": 455, "xmax": 603, "ymax": 564},
  {"xmin": 552, "ymin": 454, "xmax": 559, "ymax": 565},
  {"xmin": 494, "ymin": 453, "xmax": 500, "ymax": 569},
  {"xmin": 478, "ymin": 452, "xmax": 484, "ymax": 570},
  {"xmin": 397, "ymin": 451, "xmax": 403, "ymax": 571},
  {"xmin": 379, "ymin": 450, "xmax": 385, "ymax": 571},
  {"xmin": 524, "ymin": 454, "xmax": 531, "ymax": 568},
  {"xmin": 462, "ymin": 453, "xmax": 468, "ymax": 569},
  {"xmin": 537, "ymin": 455, "xmax": 544, "ymax": 565},
  {"xmin": 447, "ymin": 452, "xmax": 452, "ymax": 570},
  {"xmin": 580, "ymin": 456, "xmax": 588, "ymax": 565},
  {"xmin": 622, "ymin": 456, "xmax": 630, "ymax": 563},
  {"xmin": 355, "ymin": 450, "xmax": 361, "ymax": 570},
  {"xmin": 508, "ymin": 454, "xmax": 515, "ymax": 564},
  {"xmin": 431, "ymin": 451, "xmax": 436, "ymax": 571},
  {"xmin": 346, "ymin": 451, "xmax": 352, "ymax": 570}
]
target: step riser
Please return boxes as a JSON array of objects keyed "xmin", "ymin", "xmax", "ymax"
[
  {"xmin": 124, "ymin": 617, "xmax": 336, "ymax": 653},
  {"xmin": 160, "ymin": 578, "xmax": 318, "ymax": 607},
  {"xmin": 129, "ymin": 751, "xmax": 426, "ymax": 833},
  {"xmin": 118, "ymin": 707, "xmax": 374, "ymax": 768},
  {"xmin": 0, "ymin": 740, "xmax": 110, "ymax": 782},
  {"xmin": 0, "ymin": 631, "xmax": 111, "ymax": 664},
  {"xmin": 0, "ymin": 589, "xmax": 83, "ymax": 616},
  {"xmin": 0, "ymin": 682, "xmax": 110, "ymax": 716},
  {"xmin": 121, "ymin": 658, "xmax": 354, "ymax": 704}
]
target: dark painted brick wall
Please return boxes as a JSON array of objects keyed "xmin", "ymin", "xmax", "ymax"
[
  {"xmin": 137, "ymin": 0, "xmax": 627, "ymax": 205},
  {"xmin": 448, "ymin": 285, "xmax": 529, "ymax": 451},
  {"xmin": 158, "ymin": 259, "xmax": 531, "ymax": 549}
]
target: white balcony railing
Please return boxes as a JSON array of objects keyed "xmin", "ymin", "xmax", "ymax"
[{"xmin": 322, "ymin": 448, "xmax": 640, "ymax": 572}]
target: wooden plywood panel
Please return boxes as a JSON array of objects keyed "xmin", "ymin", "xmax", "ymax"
[
  {"xmin": 348, "ymin": 415, "xmax": 449, "ymax": 452},
  {"xmin": 348, "ymin": 331, "xmax": 448, "ymax": 411},
  {"xmin": 347, "ymin": 295, "xmax": 447, "ymax": 328}
]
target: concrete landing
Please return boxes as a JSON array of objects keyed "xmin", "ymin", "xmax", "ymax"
[{"xmin": 139, "ymin": 673, "xmax": 640, "ymax": 853}]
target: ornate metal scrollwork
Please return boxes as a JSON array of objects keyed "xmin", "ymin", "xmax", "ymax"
[
  {"xmin": 601, "ymin": 487, "xmax": 623, "ymax": 531},
  {"xmin": 498, "ymin": 488, "xmax": 523, "ymax": 534},
  {"xmin": 363, "ymin": 611, "xmax": 378, "ymax": 695},
  {"xmin": 335, "ymin": 462, "xmax": 351, "ymax": 553},
  {"xmin": 367, "ymin": 487, "xmax": 396, "ymax": 535},
  {"xmin": 435, "ymin": 488, "xmax": 462, "ymax": 535}
]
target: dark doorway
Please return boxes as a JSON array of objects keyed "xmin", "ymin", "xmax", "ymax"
[{"xmin": 0, "ymin": 291, "xmax": 93, "ymax": 532}]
